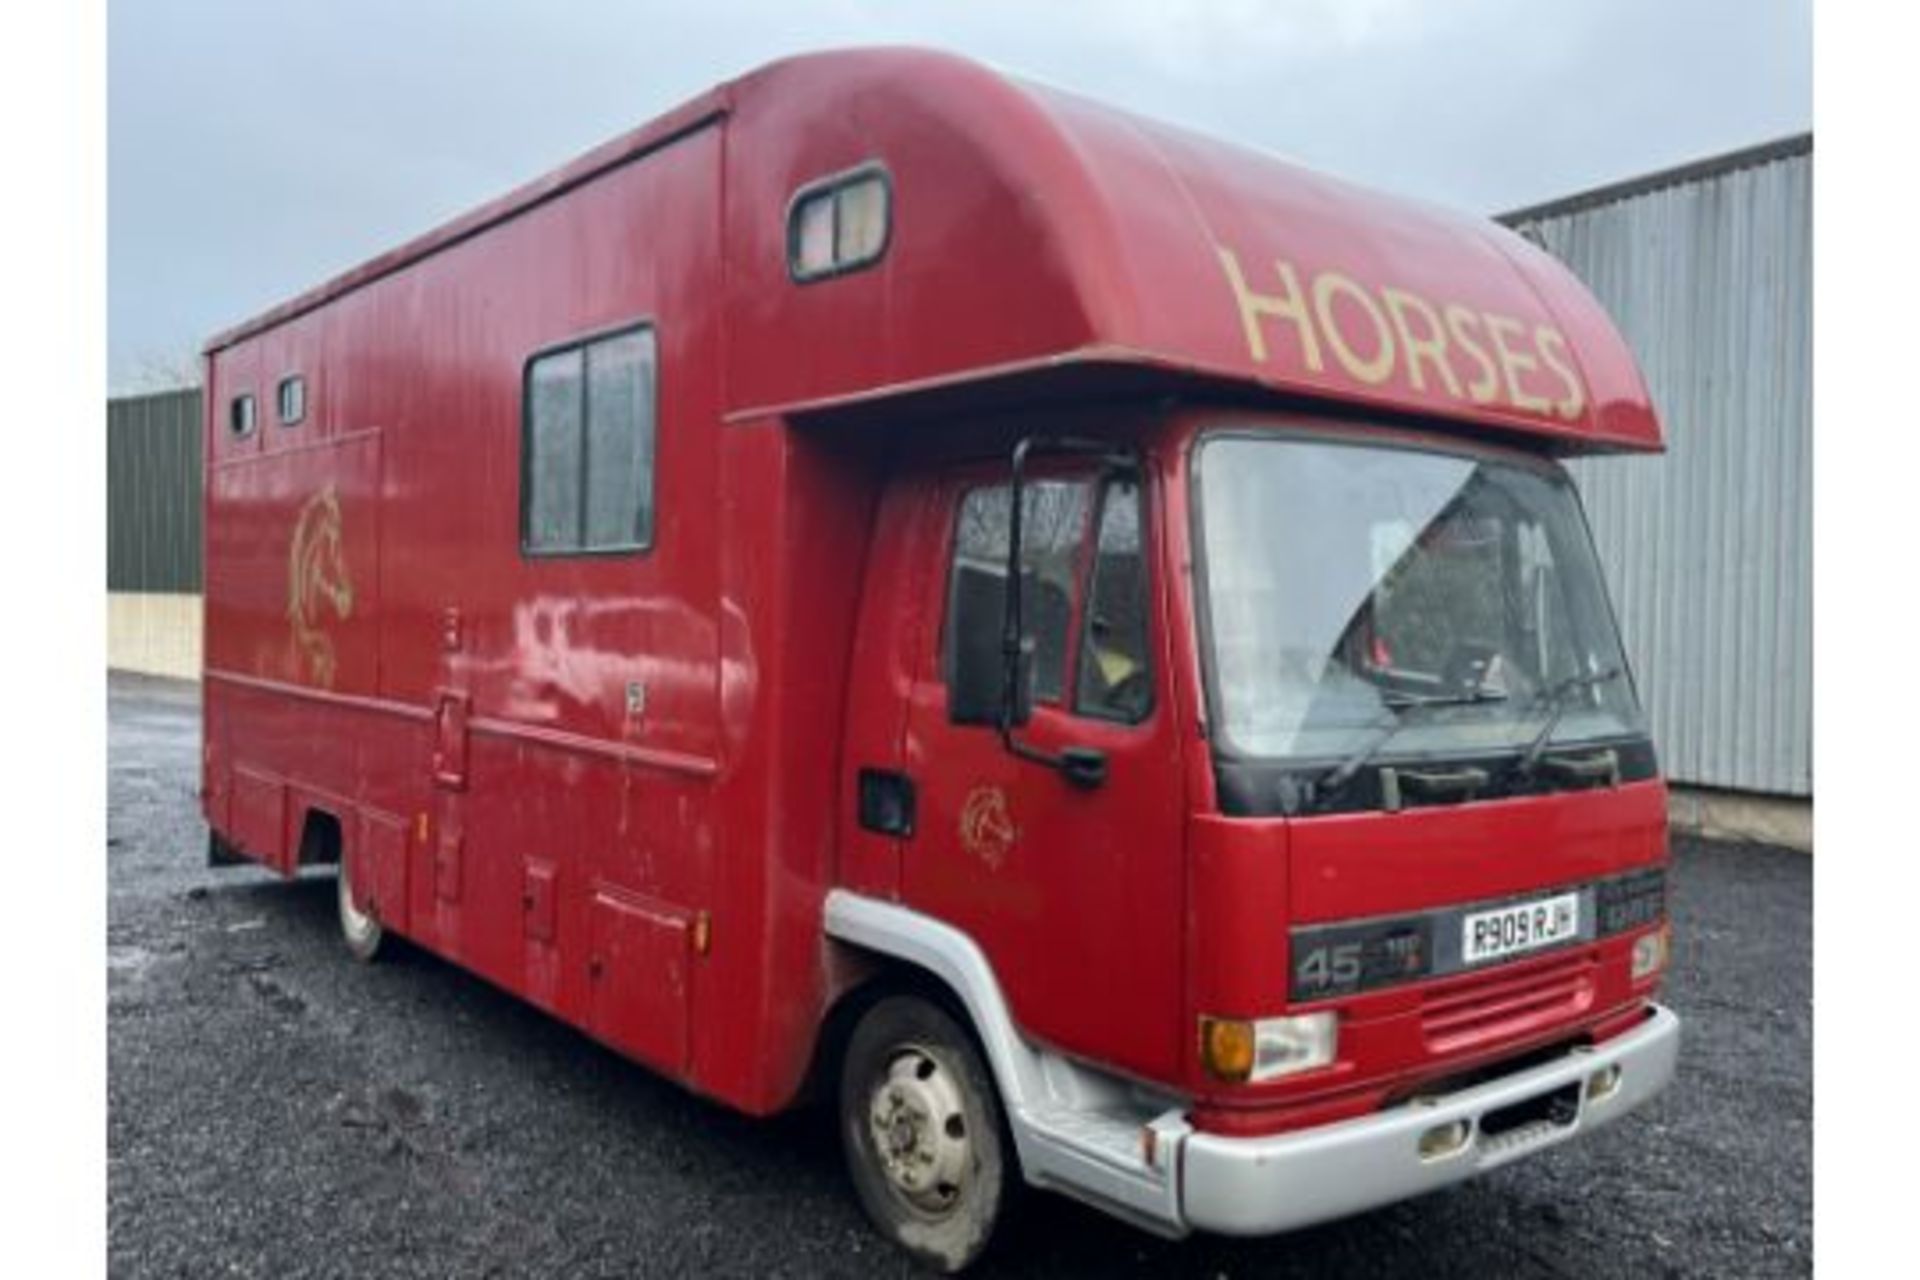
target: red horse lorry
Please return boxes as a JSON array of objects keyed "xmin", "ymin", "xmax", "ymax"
[{"xmin": 202, "ymin": 48, "xmax": 1679, "ymax": 1271}]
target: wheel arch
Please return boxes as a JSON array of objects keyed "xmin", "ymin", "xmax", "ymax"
[
  {"xmin": 817, "ymin": 890, "xmax": 1196, "ymax": 1243},
  {"xmin": 297, "ymin": 805, "xmax": 345, "ymax": 867},
  {"xmin": 818, "ymin": 891, "xmax": 1047, "ymax": 1132},
  {"xmin": 799, "ymin": 940, "xmax": 978, "ymax": 1110}
]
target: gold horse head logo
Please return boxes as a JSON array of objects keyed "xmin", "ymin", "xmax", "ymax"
[
  {"xmin": 288, "ymin": 484, "xmax": 353, "ymax": 686},
  {"xmin": 959, "ymin": 785, "xmax": 1018, "ymax": 869}
]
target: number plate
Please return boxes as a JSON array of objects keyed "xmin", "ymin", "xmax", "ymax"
[{"xmin": 1461, "ymin": 892, "xmax": 1580, "ymax": 965}]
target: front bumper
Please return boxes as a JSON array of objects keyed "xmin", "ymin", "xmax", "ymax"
[{"xmin": 1180, "ymin": 1003, "xmax": 1680, "ymax": 1235}]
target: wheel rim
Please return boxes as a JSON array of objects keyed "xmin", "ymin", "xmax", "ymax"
[
  {"xmin": 338, "ymin": 859, "xmax": 379, "ymax": 950},
  {"xmin": 866, "ymin": 1045, "xmax": 972, "ymax": 1217}
]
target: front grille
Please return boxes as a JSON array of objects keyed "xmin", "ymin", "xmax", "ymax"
[{"xmin": 1420, "ymin": 952, "xmax": 1596, "ymax": 1054}]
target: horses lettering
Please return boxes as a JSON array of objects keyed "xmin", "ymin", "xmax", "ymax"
[{"xmin": 1215, "ymin": 245, "xmax": 1588, "ymax": 421}]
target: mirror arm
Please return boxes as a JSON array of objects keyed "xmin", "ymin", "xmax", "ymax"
[{"xmin": 1000, "ymin": 436, "xmax": 1036, "ymax": 726}]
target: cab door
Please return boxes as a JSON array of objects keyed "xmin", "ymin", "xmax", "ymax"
[{"xmin": 899, "ymin": 462, "xmax": 1189, "ymax": 1084}]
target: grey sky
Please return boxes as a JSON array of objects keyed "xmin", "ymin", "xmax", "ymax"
[{"xmin": 108, "ymin": 0, "xmax": 1810, "ymax": 391}]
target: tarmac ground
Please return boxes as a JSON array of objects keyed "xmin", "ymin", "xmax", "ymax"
[{"xmin": 108, "ymin": 672, "xmax": 1811, "ymax": 1277}]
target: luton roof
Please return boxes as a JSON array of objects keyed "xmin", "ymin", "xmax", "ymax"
[{"xmin": 209, "ymin": 48, "xmax": 1661, "ymax": 453}]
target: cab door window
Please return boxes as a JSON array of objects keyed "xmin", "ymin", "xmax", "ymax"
[
  {"xmin": 942, "ymin": 473, "xmax": 1152, "ymax": 721},
  {"xmin": 944, "ymin": 479, "xmax": 1091, "ymax": 703}
]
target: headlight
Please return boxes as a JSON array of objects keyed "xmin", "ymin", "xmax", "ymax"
[
  {"xmin": 1630, "ymin": 923, "xmax": 1671, "ymax": 981},
  {"xmin": 1200, "ymin": 1012, "xmax": 1339, "ymax": 1082}
]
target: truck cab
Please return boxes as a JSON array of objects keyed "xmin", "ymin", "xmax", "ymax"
[{"xmin": 825, "ymin": 402, "xmax": 1675, "ymax": 1267}]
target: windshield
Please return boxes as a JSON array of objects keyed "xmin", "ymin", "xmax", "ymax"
[{"xmin": 1195, "ymin": 432, "xmax": 1643, "ymax": 765}]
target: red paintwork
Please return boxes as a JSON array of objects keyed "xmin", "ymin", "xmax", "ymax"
[{"xmin": 202, "ymin": 49, "xmax": 1667, "ymax": 1128}]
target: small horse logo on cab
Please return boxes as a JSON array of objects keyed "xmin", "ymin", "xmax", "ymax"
[{"xmin": 959, "ymin": 785, "xmax": 1018, "ymax": 869}]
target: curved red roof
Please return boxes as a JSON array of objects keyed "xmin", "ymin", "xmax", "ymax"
[{"xmin": 210, "ymin": 47, "xmax": 1662, "ymax": 452}]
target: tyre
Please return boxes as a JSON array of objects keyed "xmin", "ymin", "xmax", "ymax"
[
  {"xmin": 839, "ymin": 994, "xmax": 1013, "ymax": 1273},
  {"xmin": 336, "ymin": 850, "xmax": 386, "ymax": 963}
]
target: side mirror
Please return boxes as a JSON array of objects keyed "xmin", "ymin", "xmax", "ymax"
[{"xmin": 948, "ymin": 564, "xmax": 1035, "ymax": 727}]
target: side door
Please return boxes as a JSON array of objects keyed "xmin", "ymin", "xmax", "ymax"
[{"xmin": 900, "ymin": 462, "xmax": 1189, "ymax": 1084}]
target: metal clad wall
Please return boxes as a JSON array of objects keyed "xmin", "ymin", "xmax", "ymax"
[
  {"xmin": 1507, "ymin": 139, "xmax": 1811, "ymax": 796},
  {"xmin": 107, "ymin": 388, "xmax": 203, "ymax": 592}
]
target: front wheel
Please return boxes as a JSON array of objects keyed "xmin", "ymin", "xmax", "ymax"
[
  {"xmin": 336, "ymin": 851, "xmax": 385, "ymax": 963},
  {"xmin": 839, "ymin": 995, "xmax": 1013, "ymax": 1274}
]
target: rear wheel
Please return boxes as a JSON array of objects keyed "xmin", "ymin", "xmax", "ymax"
[
  {"xmin": 839, "ymin": 995, "xmax": 1012, "ymax": 1273},
  {"xmin": 336, "ymin": 852, "xmax": 385, "ymax": 963}
]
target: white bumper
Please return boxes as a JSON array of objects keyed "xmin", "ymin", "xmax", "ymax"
[{"xmin": 1180, "ymin": 1004, "xmax": 1681, "ymax": 1236}]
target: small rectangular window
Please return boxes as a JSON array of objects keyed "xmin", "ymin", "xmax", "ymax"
[
  {"xmin": 788, "ymin": 166, "xmax": 891, "ymax": 282},
  {"xmin": 584, "ymin": 332, "xmax": 654, "ymax": 547},
  {"xmin": 229, "ymin": 394, "xmax": 256, "ymax": 437},
  {"xmin": 1076, "ymin": 478, "xmax": 1154, "ymax": 722},
  {"xmin": 835, "ymin": 176, "xmax": 889, "ymax": 263},
  {"xmin": 521, "ymin": 325, "xmax": 657, "ymax": 555},
  {"xmin": 525, "ymin": 349, "xmax": 585, "ymax": 552},
  {"xmin": 276, "ymin": 375, "xmax": 306, "ymax": 425},
  {"xmin": 793, "ymin": 196, "xmax": 836, "ymax": 278}
]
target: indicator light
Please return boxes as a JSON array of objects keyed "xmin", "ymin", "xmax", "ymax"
[{"xmin": 1200, "ymin": 1017, "xmax": 1257, "ymax": 1082}]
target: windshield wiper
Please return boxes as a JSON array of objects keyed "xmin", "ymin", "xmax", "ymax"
[
  {"xmin": 1510, "ymin": 667, "xmax": 1623, "ymax": 779},
  {"xmin": 1313, "ymin": 687, "xmax": 1509, "ymax": 806}
]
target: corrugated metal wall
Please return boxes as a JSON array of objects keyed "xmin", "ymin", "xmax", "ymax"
[
  {"xmin": 107, "ymin": 388, "xmax": 202, "ymax": 592},
  {"xmin": 1505, "ymin": 137, "xmax": 1812, "ymax": 796}
]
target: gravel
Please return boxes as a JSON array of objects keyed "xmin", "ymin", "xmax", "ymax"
[{"xmin": 108, "ymin": 672, "xmax": 1811, "ymax": 1277}]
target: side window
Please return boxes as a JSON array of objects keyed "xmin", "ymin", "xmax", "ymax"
[
  {"xmin": 788, "ymin": 166, "xmax": 891, "ymax": 282},
  {"xmin": 522, "ymin": 326, "xmax": 657, "ymax": 554},
  {"xmin": 944, "ymin": 479, "xmax": 1092, "ymax": 704},
  {"xmin": 276, "ymin": 375, "xmax": 306, "ymax": 426},
  {"xmin": 228, "ymin": 393, "xmax": 256, "ymax": 437},
  {"xmin": 1076, "ymin": 478, "xmax": 1153, "ymax": 722}
]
